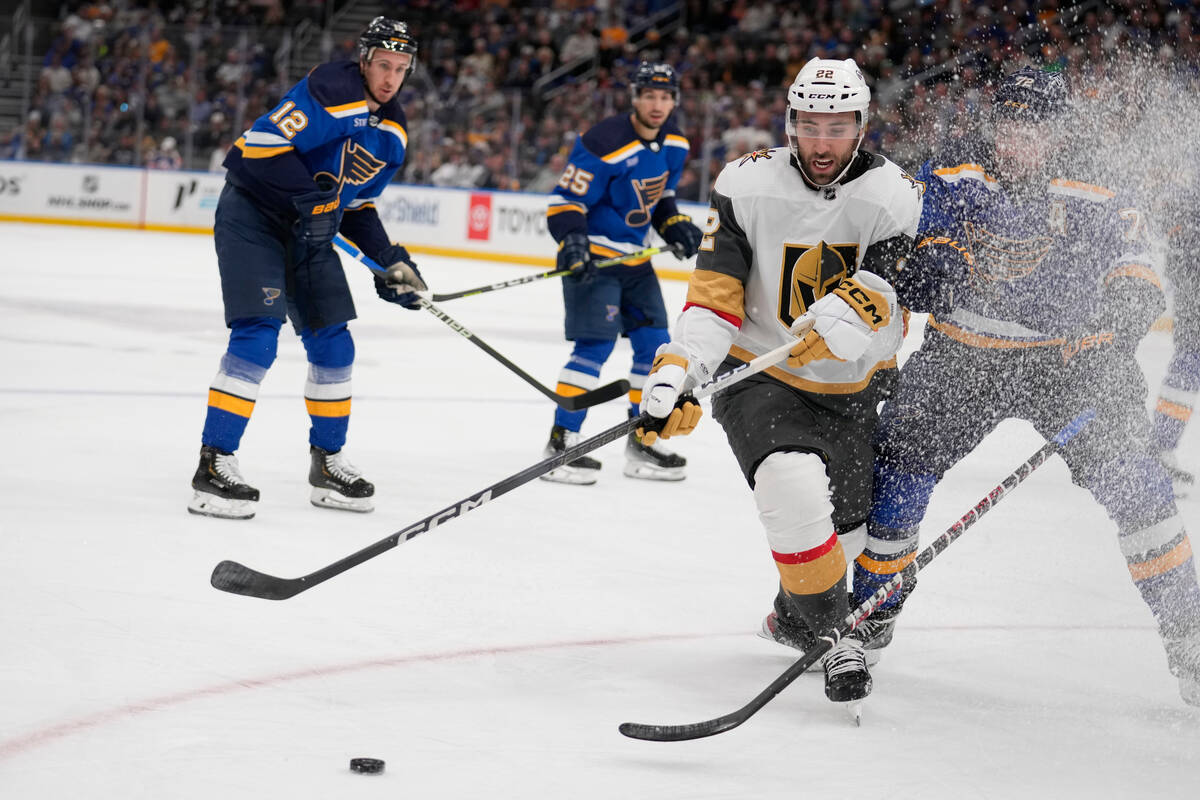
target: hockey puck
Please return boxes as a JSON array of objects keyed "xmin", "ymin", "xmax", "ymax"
[{"xmin": 349, "ymin": 757, "xmax": 385, "ymax": 775}]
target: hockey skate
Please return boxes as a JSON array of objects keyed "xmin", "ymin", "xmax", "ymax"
[
  {"xmin": 623, "ymin": 424, "xmax": 686, "ymax": 481},
  {"xmin": 539, "ymin": 425, "xmax": 601, "ymax": 485},
  {"xmin": 309, "ymin": 446, "xmax": 374, "ymax": 512},
  {"xmin": 188, "ymin": 445, "xmax": 259, "ymax": 520},
  {"xmin": 760, "ymin": 596, "xmax": 873, "ymax": 707},
  {"xmin": 1163, "ymin": 628, "xmax": 1200, "ymax": 707}
]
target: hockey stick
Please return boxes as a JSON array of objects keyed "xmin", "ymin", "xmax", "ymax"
[
  {"xmin": 210, "ymin": 337, "xmax": 802, "ymax": 601},
  {"xmin": 333, "ymin": 235, "xmax": 628, "ymax": 411},
  {"xmin": 429, "ymin": 244, "xmax": 684, "ymax": 302},
  {"xmin": 619, "ymin": 408, "xmax": 1097, "ymax": 742}
]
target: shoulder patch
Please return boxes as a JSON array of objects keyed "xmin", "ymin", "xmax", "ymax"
[
  {"xmin": 933, "ymin": 162, "xmax": 999, "ymax": 190},
  {"xmin": 737, "ymin": 149, "xmax": 773, "ymax": 166},
  {"xmin": 306, "ymin": 61, "xmax": 368, "ymax": 112},
  {"xmin": 1048, "ymin": 178, "xmax": 1115, "ymax": 203}
]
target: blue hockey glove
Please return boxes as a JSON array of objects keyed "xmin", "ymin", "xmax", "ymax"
[
  {"xmin": 374, "ymin": 244, "xmax": 427, "ymax": 310},
  {"xmin": 656, "ymin": 214, "xmax": 703, "ymax": 258},
  {"xmin": 558, "ymin": 231, "xmax": 595, "ymax": 283},
  {"xmin": 291, "ymin": 179, "xmax": 341, "ymax": 249}
]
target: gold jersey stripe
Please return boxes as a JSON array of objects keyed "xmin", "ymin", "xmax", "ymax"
[
  {"xmin": 208, "ymin": 389, "xmax": 255, "ymax": 418},
  {"xmin": 728, "ymin": 345, "xmax": 897, "ymax": 395},
  {"xmin": 1127, "ymin": 538, "xmax": 1194, "ymax": 582},
  {"xmin": 1156, "ymin": 397, "xmax": 1193, "ymax": 421},
  {"xmin": 305, "ymin": 398, "xmax": 352, "ymax": 418},
  {"xmin": 855, "ymin": 550, "xmax": 917, "ymax": 575},
  {"xmin": 554, "ymin": 383, "xmax": 588, "ymax": 398},
  {"xmin": 775, "ymin": 540, "xmax": 847, "ymax": 595},
  {"xmin": 685, "ymin": 269, "xmax": 745, "ymax": 322},
  {"xmin": 928, "ymin": 318, "xmax": 1065, "ymax": 349}
]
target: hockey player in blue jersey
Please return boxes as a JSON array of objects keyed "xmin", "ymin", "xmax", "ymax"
[
  {"xmin": 539, "ymin": 62, "xmax": 703, "ymax": 485},
  {"xmin": 188, "ymin": 17, "xmax": 428, "ymax": 520},
  {"xmin": 1149, "ymin": 165, "xmax": 1199, "ymax": 496},
  {"xmin": 855, "ymin": 67, "xmax": 1200, "ymax": 705}
]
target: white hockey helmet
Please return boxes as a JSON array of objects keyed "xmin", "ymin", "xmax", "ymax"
[{"xmin": 785, "ymin": 58, "xmax": 871, "ymax": 187}]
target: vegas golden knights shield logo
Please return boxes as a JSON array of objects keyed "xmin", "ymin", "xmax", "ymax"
[{"xmin": 777, "ymin": 241, "xmax": 859, "ymax": 327}]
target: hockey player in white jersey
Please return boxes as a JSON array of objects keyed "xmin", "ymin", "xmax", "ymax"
[{"xmin": 637, "ymin": 58, "xmax": 930, "ymax": 706}]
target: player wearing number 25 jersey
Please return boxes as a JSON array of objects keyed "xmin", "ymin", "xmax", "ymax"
[{"xmin": 539, "ymin": 62, "xmax": 703, "ymax": 486}]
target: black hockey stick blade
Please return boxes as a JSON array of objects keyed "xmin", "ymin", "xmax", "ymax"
[
  {"xmin": 618, "ymin": 409, "xmax": 1096, "ymax": 741},
  {"xmin": 619, "ymin": 639, "xmax": 832, "ymax": 741},
  {"xmin": 210, "ymin": 414, "xmax": 647, "ymax": 600},
  {"xmin": 555, "ymin": 378, "xmax": 630, "ymax": 410},
  {"xmin": 211, "ymin": 560, "xmax": 307, "ymax": 601}
]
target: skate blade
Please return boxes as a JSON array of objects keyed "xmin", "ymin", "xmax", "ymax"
[
  {"xmin": 845, "ymin": 701, "xmax": 864, "ymax": 726},
  {"xmin": 188, "ymin": 492, "xmax": 256, "ymax": 520},
  {"xmin": 310, "ymin": 487, "xmax": 374, "ymax": 513},
  {"xmin": 622, "ymin": 461, "xmax": 686, "ymax": 481},
  {"xmin": 539, "ymin": 466, "xmax": 598, "ymax": 485}
]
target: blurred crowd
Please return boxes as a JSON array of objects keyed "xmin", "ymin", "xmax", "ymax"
[{"xmin": 3, "ymin": 0, "xmax": 1199, "ymax": 197}]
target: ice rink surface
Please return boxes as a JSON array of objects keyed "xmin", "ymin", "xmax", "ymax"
[{"xmin": 2, "ymin": 222, "xmax": 1198, "ymax": 798}]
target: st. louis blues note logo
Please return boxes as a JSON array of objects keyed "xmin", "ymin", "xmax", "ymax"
[
  {"xmin": 605, "ymin": 304, "xmax": 620, "ymax": 322},
  {"xmin": 314, "ymin": 141, "xmax": 388, "ymax": 192},
  {"xmin": 262, "ymin": 287, "xmax": 282, "ymax": 305},
  {"xmin": 963, "ymin": 222, "xmax": 1052, "ymax": 283}
]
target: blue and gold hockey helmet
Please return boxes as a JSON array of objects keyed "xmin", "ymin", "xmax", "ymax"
[
  {"xmin": 359, "ymin": 16, "xmax": 418, "ymax": 79},
  {"xmin": 631, "ymin": 61, "xmax": 680, "ymax": 100},
  {"xmin": 993, "ymin": 67, "xmax": 1068, "ymax": 122}
]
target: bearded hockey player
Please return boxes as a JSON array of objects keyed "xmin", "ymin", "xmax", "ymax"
[
  {"xmin": 636, "ymin": 58, "xmax": 928, "ymax": 708},
  {"xmin": 858, "ymin": 67, "xmax": 1200, "ymax": 706},
  {"xmin": 188, "ymin": 17, "xmax": 428, "ymax": 520},
  {"xmin": 540, "ymin": 61, "xmax": 703, "ymax": 485}
]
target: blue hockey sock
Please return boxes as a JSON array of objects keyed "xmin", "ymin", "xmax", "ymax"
[
  {"xmin": 553, "ymin": 338, "xmax": 615, "ymax": 431},
  {"xmin": 201, "ymin": 317, "xmax": 281, "ymax": 453},
  {"xmin": 301, "ymin": 323, "xmax": 354, "ymax": 452}
]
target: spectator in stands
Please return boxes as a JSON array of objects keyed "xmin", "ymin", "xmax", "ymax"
[{"xmin": 147, "ymin": 135, "xmax": 182, "ymax": 170}]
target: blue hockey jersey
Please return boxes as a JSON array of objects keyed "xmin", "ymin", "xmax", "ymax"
[
  {"xmin": 546, "ymin": 113, "xmax": 690, "ymax": 267},
  {"xmin": 223, "ymin": 60, "xmax": 408, "ymax": 260},
  {"xmin": 914, "ymin": 148, "xmax": 1162, "ymax": 347}
]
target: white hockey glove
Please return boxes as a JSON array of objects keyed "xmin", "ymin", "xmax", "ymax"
[
  {"xmin": 637, "ymin": 342, "xmax": 703, "ymax": 444},
  {"xmin": 787, "ymin": 271, "xmax": 896, "ymax": 368}
]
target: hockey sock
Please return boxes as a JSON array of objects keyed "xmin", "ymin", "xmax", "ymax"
[
  {"xmin": 553, "ymin": 338, "xmax": 615, "ymax": 430},
  {"xmin": 1150, "ymin": 350, "xmax": 1199, "ymax": 452},
  {"xmin": 628, "ymin": 325, "xmax": 671, "ymax": 417},
  {"xmin": 301, "ymin": 323, "xmax": 354, "ymax": 452},
  {"xmin": 753, "ymin": 452, "xmax": 849, "ymax": 631},
  {"xmin": 854, "ymin": 465, "xmax": 936, "ymax": 609},
  {"xmin": 201, "ymin": 317, "xmax": 281, "ymax": 453},
  {"xmin": 1086, "ymin": 451, "xmax": 1200, "ymax": 634}
]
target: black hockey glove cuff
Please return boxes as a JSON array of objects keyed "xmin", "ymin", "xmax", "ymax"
[
  {"xmin": 558, "ymin": 231, "xmax": 595, "ymax": 283},
  {"xmin": 657, "ymin": 214, "xmax": 703, "ymax": 259},
  {"xmin": 292, "ymin": 186, "xmax": 341, "ymax": 249}
]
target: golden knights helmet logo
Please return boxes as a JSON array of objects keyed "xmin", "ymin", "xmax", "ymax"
[
  {"xmin": 777, "ymin": 241, "xmax": 859, "ymax": 327},
  {"xmin": 963, "ymin": 221, "xmax": 1052, "ymax": 283},
  {"xmin": 314, "ymin": 141, "xmax": 388, "ymax": 192}
]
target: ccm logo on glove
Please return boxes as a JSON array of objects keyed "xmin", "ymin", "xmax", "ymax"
[{"xmin": 832, "ymin": 274, "xmax": 891, "ymax": 330}]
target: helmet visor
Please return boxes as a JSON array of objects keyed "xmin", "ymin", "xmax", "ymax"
[{"xmin": 787, "ymin": 108, "xmax": 862, "ymax": 140}]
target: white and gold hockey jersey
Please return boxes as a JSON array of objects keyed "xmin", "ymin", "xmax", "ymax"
[{"xmin": 677, "ymin": 147, "xmax": 924, "ymax": 395}]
